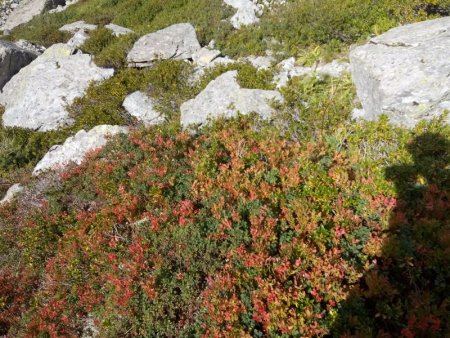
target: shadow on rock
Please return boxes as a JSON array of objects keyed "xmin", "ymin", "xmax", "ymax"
[{"xmin": 331, "ymin": 132, "xmax": 449, "ymax": 337}]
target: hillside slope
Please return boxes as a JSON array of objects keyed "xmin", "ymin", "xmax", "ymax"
[{"xmin": 0, "ymin": 0, "xmax": 449, "ymax": 337}]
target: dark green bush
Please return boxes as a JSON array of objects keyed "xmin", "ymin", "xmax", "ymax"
[{"xmin": 0, "ymin": 115, "xmax": 448, "ymax": 336}]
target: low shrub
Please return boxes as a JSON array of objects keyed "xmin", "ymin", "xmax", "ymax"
[
  {"xmin": 0, "ymin": 115, "xmax": 448, "ymax": 336},
  {"xmin": 10, "ymin": 0, "xmax": 449, "ymax": 60},
  {"xmin": 218, "ymin": 0, "xmax": 450, "ymax": 58},
  {"xmin": 275, "ymin": 74, "xmax": 356, "ymax": 141}
]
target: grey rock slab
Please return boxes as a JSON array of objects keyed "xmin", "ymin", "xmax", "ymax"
[
  {"xmin": 123, "ymin": 91, "xmax": 164, "ymax": 126},
  {"xmin": 181, "ymin": 70, "xmax": 282, "ymax": 128},
  {"xmin": 33, "ymin": 125, "xmax": 128, "ymax": 175},
  {"xmin": 0, "ymin": 45, "xmax": 114, "ymax": 131},
  {"xmin": 127, "ymin": 23, "xmax": 201, "ymax": 67},
  {"xmin": 1, "ymin": 0, "xmax": 66, "ymax": 30},
  {"xmin": 0, "ymin": 39, "xmax": 37, "ymax": 89},
  {"xmin": 350, "ymin": 16, "xmax": 450, "ymax": 127},
  {"xmin": 105, "ymin": 23, "xmax": 134, "ymax": 37},
  {"xmin": 0, "ymin": 183, "xmax": 23, "ymax": 206},
  {"xmin": 59, "ymin": 20, "xmax": 97, "ymax": 33}
]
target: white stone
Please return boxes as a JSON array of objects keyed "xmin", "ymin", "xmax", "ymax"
[
  {"xmin": 127, "ymin": 23, "xmax": 201, "ymax": 67},
  {"xmin": 224, "ymin": 0, "xmax": 260, "ymax": 28},
  {"xmin": 350, "ymin": 17, "xmax": 450, "ymax": 127},
  {"xmin": 244, "ymin": 55, "xmax": 276, "ymax": 70},
  {"xmin": 33, "ymin": 125, "xmax": 128, "ymax": 175},
  {"xmin": 209, "ymin": 56, "xmax": 235, "ymax": 67},
  {"xmin": 192, "ymin": 47, "xmax": 221, "ymax": 67},
  {"xmin": 59, "ymin": 21, "xmax": 97, "ymax": 33},
  {"xmin": 181, "ymin": 70, "xmax": 282, "ymax": 128},
  {"xmin": 208, "ymin": 40, "xmax": 216, "ymax": 49},
  {"xmin": 0, "ymin": 45, "xmax": 114, "ymax": 131},
  {"xmin": 14, "ymin": 39, "xmax": 45, "ymax": 55},
  {"xmin": 274, "ymin": 58, "xmax": 311, "ymax": 88},
  {"xmin": 0, "ymin": 184, "xmax": 23, "ymax": 206},
  {"xmin": 105, "ymin": 23, "xmax": 134, "ymax": 37},
  {"xmin": 67, "ymin": 30, "xmax": 89, "ymax": 48},
  {"xmin": 316, "ymin": 60, "xmax": 350, "ymax": 78},
  {"xmin": 123, "ymin": 91, "xmax": 164, "ymax": 126},
  {"xmin": 81, "ymin": 314, "xmax": 99, "ymax": 338}
]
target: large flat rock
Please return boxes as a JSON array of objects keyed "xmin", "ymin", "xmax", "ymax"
[
  {"xmin": 180, "ymin": 70, "xmax": 282, "ymax": 128},
  {"xmin": 350, "ymin": 17, "xmax": 450, "ymax": 127},
  {"xmin": 0, "ymin": 44, "xmax": 114, "ymax": 131},
  {"xmin": 0, "ymin": 40, "xmax": 37, "ymax": 89},
  {"xmin": 127, "ymin": 23, "xmax": 201, "ymax": 67},
  {"xmin": 33, "ymin": 125, "xmax": 128, "ymax": 175}
]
